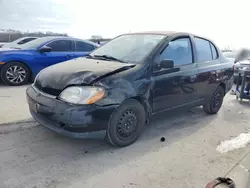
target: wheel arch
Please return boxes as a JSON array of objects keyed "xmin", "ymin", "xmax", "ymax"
[
  {"xmin": 218, "ymin": 82, "xmax": 226, "ymax": 96},
  {"xmin": 130, "ymin": 96, "xmax": 151, "ymax": 124}
]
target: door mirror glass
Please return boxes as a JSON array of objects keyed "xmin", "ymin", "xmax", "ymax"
[
  {"xmin": 39, "ymin": 46, "xmax": 52, "ymax": 52},
  {"xmin": 160, "ymin": 59, "xmax": 174, "ymax": 69}
]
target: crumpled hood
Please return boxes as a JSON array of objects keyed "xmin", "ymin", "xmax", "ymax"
[{"xmin": 34, "ymin": 57, "xmax": 135, "ymax": 95}]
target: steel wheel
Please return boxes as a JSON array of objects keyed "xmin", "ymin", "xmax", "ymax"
[
  {"xmin": 106, "ymin": 99, "xmax": 146, "ymax": 147},
  {"xmin": 6, "ymin": 65, "xmax": 27, "ymax": 84},
  {"xmin": 211, "ymin": 91, "xmax": 223, "ymax": 112},
  {"xmin": 203, "ymin": 86, "xmax": 224, "ymax": 114},
  {"xmin": 116, "ymin": 109, "xmax": 138, "ymax": 140}
]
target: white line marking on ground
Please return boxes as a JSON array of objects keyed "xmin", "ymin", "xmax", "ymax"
[{"xmin": 239, "ymin": 164, "xmax": 249, "ymax": 172}]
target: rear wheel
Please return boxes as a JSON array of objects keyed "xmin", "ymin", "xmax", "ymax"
[
  {"xmin": 0, "ymin": 62, "xmax": 30, "ymax": 86},
  {"xmin": 203, "ymin": 86, "xmax": 224, "ymax": 114},
  {"xmin": 105, "ymin": 99, "xmax": 146, "ymax": 147}
]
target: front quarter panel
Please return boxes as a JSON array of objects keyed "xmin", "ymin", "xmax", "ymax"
[
  {"xmin": 94, "ymin": 65, "xmax": 152, "ymax": 111},
  {"xmin": 0, "ymin": 50, "xmax": 43, "ymax": 77},
  {"xmin": 96, "ymin": 78, "xmax": 151, "ymax": 105}
]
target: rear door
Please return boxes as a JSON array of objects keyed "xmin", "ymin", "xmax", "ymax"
[
  {"xmin": 74, "ymin": 40, "xmax": 97, "ymax": 58},
  {"xmin": 193, "ymin": 37, "xmax": 221, "ymax": 100},
  {"xmin": 43, "ymin": 39, "xmax": 75, "ymax": 66}
]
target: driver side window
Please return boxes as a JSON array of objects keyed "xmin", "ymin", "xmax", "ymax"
[
  {"xmin": 160, "ymin": 37, "xmax": 193, "ymax": 66},
  {"xmin": 46, "ymin": 40, "xmax": 74, "ymax": 52}
]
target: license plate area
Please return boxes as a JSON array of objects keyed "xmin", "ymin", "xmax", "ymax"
[{"xmin": 28, "ymin": 98, "xmax": 38, "ymax": 113}]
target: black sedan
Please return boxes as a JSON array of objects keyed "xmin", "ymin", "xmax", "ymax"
[{"xmin": 26, "ymin": 31, "xmax": 233, "ymax": 147}]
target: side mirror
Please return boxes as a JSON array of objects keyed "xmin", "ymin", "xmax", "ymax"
[
  {"xmin": 39, "ymin": 46, "xmax": 52, "ymax": 53},
  {"xmin": 160, "ymin": 59, "xmax": 174, "ymax": 69}
]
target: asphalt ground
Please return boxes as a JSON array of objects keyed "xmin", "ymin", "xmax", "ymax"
[{"xmin": 0, "ymin": 85, "xmax": 250, "ymax": 187}]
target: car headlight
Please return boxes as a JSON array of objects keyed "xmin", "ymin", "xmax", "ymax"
[{"xmin": 59, "ymin": 86, "xmax": 105, "ymax": 104}]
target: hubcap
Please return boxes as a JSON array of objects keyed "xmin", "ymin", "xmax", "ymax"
[
  {"xmin": 117, "ymin": 109, "xmax": 138, "ymax": 139},
  {"xmin": 212, "ymin": 91, "xmax": 222, "ymax": 110},
  {"xmin": 6, "ymin": 66, "xmax": 26, "ymax": 84}
]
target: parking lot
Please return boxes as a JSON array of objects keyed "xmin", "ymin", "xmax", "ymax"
[
  {"xmin": 0, "ymin": 84, "xmax": 32, "ymax": 124},
  {"xmin": 0, "ymin": 84, "xmax": 250, "ymax": 187}
]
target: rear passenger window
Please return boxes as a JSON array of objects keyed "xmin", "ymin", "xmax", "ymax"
[
  {"xmin": 75, "ymin": 41, "xmax": 95, "ymax": 52},
  {"xmin": 194, "ymin": 37, "xmax": 212, "ymax": 62},
  {"xmin": 210, "ymin": 43, "xmax": 218, "ymax": 59}
]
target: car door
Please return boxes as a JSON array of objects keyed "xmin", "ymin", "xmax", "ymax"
[
  {"xmin": 74, "ymin": 40, "xmax": 96, "ymax": 58},
  {"xmin": 193, "ymin": 37, "xmax": 221, "ymax": 100},
  {"xmin": 152, "ymin": 36, "xmax": 199, "ymax": 113},
  {"xmin": 40, "ymin": 39, "xmax": 75, "ymax": 67}
]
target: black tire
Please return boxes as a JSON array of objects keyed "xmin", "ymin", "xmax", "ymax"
[
  {"xmin": 105, "ymin": 99, "xmax": 146, "ymax": 147},
  {"xmin": 203, "ymin": 86, "xmax": 225, "ymax": 114},
  {"xmin": 0, "ymin": 62, "xmax": 30, "ymax": 86}
]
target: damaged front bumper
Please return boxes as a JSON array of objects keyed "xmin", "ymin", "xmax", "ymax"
[{"xmin": 26, "ymin": 85, "xmax": 118, "ymax": 139}]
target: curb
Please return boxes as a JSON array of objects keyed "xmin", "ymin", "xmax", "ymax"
[{"xmin": 0, "ymin": 120, "xmax": 39, "ymax": 134}]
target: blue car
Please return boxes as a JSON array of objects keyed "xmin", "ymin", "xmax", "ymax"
[{"xmin": 0, "ymin": 36, "xmax": 99, "ymax": 86}]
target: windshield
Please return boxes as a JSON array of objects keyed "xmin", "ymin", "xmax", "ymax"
[
  {"xmin": 90, "ymin": 34, "xmax": 166, "ymax": 63},
  {"xmin": 2, "ymin": 37, "xmax": 36, "ymax": 48},
  {"xmin": 18, "ymin": 37, "xmax": 57, "ymax": 50},
  {"xmin": 12, "ymin": 37, "xmax": 30, "ymax": 43}
]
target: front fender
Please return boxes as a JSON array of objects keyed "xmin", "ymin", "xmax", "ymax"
[
  {"xmin": 94, "ymin": 78, "xmax": 152, "ymax": 107},
  {"xmin": 0, "ymin": 51, "xmax": 40, "ymax": 78}
]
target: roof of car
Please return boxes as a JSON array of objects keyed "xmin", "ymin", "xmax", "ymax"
[
  {"xmin": 38, "ymin": 36, "xmax": 99, "ymax": 46},
  {"xmin": 123, "ymin": 31, "xmax": 192, "ymax": 36},
  {"xmin": 39, "ymin": 36, "xmax": 69, "ymax": 40},
  {"xmin": 122, "ymin": 31, "xmax": 217, "ymax": 44}
]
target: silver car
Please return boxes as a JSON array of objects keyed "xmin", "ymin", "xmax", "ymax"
[{"xmin": 0, "ymin": 36, "xmax": 38, "ymax": 48}]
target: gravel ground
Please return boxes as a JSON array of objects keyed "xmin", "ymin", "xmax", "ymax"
[{"xmin": 0, "ymin": 87, "xmax": 250, "ymax": 188}]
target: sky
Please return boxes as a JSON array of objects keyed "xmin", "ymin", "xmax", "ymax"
[{"xmin": 0, "ymin": 0, "xmax": 250, "ymax": 49}]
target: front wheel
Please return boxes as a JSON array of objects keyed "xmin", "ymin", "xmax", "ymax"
[
  {"xmin": 0, "ymin": 62, "xmax": 30, "ymax": 86},
  {"xmin": 203, "ymin": 86, "xmax": 224, "ymax": 114},
  {"xmin": 105, "ymin": 99, "xmax": 146, "ymax": 147}
]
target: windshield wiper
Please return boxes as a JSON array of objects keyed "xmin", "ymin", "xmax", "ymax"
[
  {"xmin": 85, "ymin": 54, "xmax": 95, "ymax": 59},
  {"xmin": 93, "ymin": 55, "xmax": 126, "ymax": 63}
]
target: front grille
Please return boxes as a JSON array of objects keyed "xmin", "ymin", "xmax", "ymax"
[{"xmin": 34, "ymin": 80, "xmax": 62, "ymax": 96}]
